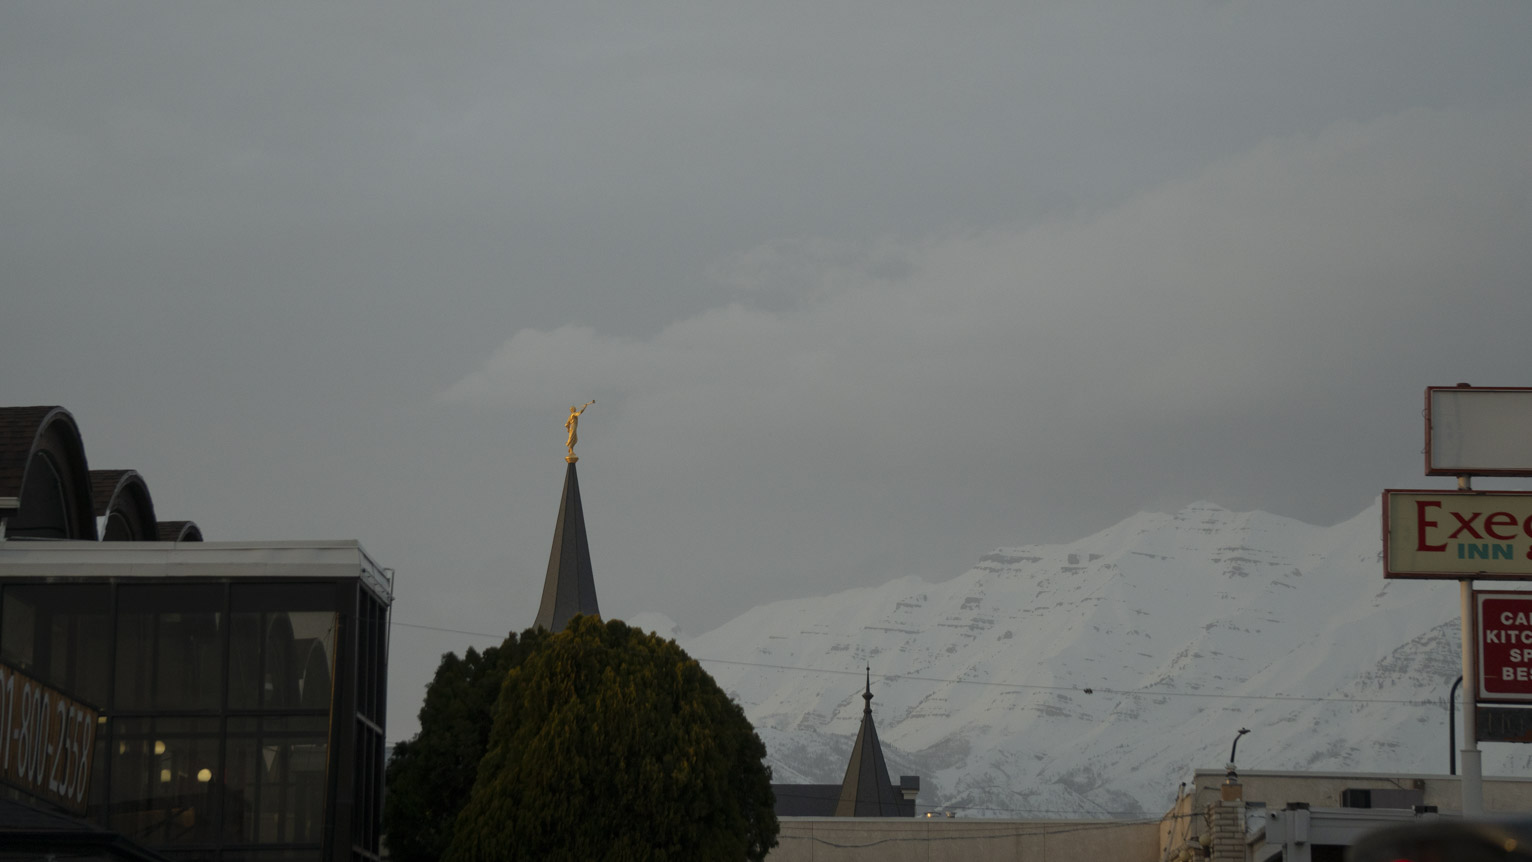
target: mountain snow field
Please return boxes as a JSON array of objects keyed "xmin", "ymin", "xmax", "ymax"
[{"xmin": 638, "ymin": 500, "xmax": 1532, "ymax": 818}]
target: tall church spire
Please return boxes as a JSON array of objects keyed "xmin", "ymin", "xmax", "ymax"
[
  {"xmin": 834, "ymin": 668, "xmax": 903, "ymax": 817},
  {"xmin": 533, "ymin": 459, "xmax": 600, "ymax": 632}
]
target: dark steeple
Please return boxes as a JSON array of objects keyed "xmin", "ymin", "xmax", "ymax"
[
  {"xmin": 834, "ymin": 668, "xmax": 903, "ymax": 817},
  {"xmin": 533, "ymin": 460, "xmax": 600, "ymax": 632}
]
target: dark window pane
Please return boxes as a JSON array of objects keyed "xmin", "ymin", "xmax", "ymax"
[
  {"xmin": 236, "ymin": 722, "xmax": 330, "ymax": 845},
  {"xmin": 230, "ymin": 583, "xmax": 338, "ymax": 613},
  {"xmin": 223, "ymin": 731, "xmax": 259, "ymax": 842},
  {"xmin": 155, "ymin": 611, "xmax": 224, "ymax": 710},
  {"xmin": 264, "ymin": 613, "xmax": 297, "ymax": 710},
  {"xmin": 263, "ymin": 716, "xmax": 329, "ymax": 736},
  {"xmin": 228, "ymin": 612, "xmax": 262, "ymax": 711},
  {"xmin": 1, "ymin": 590, "xmax": 36, "ymax": 668},
  {"xmin": 115, "ymin": 586, "xmax": 224, "ymax": 711},
  {"xmin": 113, "ymin": 611, "xmax": 154, "ymax": 710},
  {"xmin": 108, "ymin": 718, "xmax": 221, "ymax": 846},
  {"xmin": 223, "ymin": 716, "xmax": 330, "ymax": 847},
  {"xmin": 290, "ymin": 612, "xmax": 335, "ymax": 711},
  {"xmin": 228, "ymin": 610, "xmax": 335, "ymax": 712},
  {"xmin": 1, "ymin": 584, "xmax": 112, "ymax": 706},
  {"xmin": 261, "ymin": 733, "xmax": 327, "ymax": 845}
]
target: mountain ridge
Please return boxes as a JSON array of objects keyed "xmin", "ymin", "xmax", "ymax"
[{"xmin": 640, "ymin": 498, "xmax": 1531, "ymax": 817}]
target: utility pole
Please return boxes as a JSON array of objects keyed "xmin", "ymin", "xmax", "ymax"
[{"xmin": 1457, "ymin": 472, "xmax": 1484, "ymax": 815}]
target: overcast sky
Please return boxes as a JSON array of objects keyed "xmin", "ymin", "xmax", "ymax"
[{"xmin": 4, "ymin": 2, "xmax": 1530, "ymax": 742}]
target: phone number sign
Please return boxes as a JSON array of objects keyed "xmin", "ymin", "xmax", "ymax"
[
  {"xmin": 1477, "ymin": 592, "xmax": 1532, "ymax": 703},
  {"xmin": 0, "ymin": 663, "xmax": 99, "ymax": 813}
]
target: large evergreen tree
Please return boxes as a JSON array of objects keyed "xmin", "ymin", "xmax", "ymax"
[
  {"xmin": 444, "ymin": 616, "xmax": 778, "ymax": 862},
  {"xmin": 384, "ymin": 628, "xmax": 548, "ymax": 862}
]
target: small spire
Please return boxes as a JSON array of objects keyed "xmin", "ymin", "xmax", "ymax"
[{"xmin": 835, "ymin": 667, "xmax": 901, "ymax": 816}]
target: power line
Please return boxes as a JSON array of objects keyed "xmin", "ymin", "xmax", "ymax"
[
  {"xmin": 388, "ymin": 617, "xmax": 1446, "ymax": 708},
  {"xmin": 391, "ymin": 619, "xmax": 510, "ymax": 639},
  {"xmin": 693, "ymin": 655, "xmax": 1441, "ymax": 705}
]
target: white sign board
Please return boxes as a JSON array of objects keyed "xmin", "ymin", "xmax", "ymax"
[
  {"xmin": 1427, "ymin": 387, "xmax": 1532, "ymax": 476},
  {"xmin": 1384, "ymin": 490, "xmax": 1532, "ymax": 579}
]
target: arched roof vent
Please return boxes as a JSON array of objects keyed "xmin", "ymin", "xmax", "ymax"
[
  {"xmin": 0, "ymin": 406, "xmax": 96, "ymax": 540},
  {"xmin": 90, "ymin": 469, "xmax": 159, "ymax": 541},
  {"xmin": 156, "ymin": 520, "xmax": 203, "ymax": 542}
]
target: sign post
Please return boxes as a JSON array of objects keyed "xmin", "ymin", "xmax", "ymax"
[{"xmin": 1462, "ymin": 580, "xmax": 1483, "ymax": 815}]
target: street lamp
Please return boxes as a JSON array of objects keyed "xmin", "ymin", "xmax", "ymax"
[
  {"xmin": 1229, "ymin": 727, "xmax": 1250, "ymax": 772},
  {"xmin": 1450, "ymin": 675, "xmax": 1463, "ymax": 776},
  {"xmin": 1222, "ymin": 728, "xmax": 1251, "ymax": 801}
]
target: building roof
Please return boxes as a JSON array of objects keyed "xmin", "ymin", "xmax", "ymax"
[
  {"xmin": 2, "ymin": 406, "xmax": 197, "ymax": 543},
  {"xmin": 771, "ymin": 672, "xmax": 919, "ymax": 818},
  {"xmin": 0, "ymin": 406, "xmax": 65, "ymax": 505},
  {"xmin": 835, "ymin": 669, "xmax": 905, "ymax": 817},
  {"xmin": 772, "ymin": 784, "xmax": 843, "ymax": 817},
  {"xmin": 533, "ymin": 461, "xmax": 600, "ymax": 632},
  {"xmin": 89, "ymin": 470, "xmax": 138, "ymax": 517},
  {"xmin": 0, "ymin": 540, "xmax": 393, "ymax": 601},
  {"xmin": 90, "ymin": 469, "xmax": 159, "ymax": 540},
  {"xmin": 0, "ymin": 405, "xmax": 97, "ymax": 538}
]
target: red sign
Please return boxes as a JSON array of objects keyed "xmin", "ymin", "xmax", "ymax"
[{"xmin": 1476, "ymin": 592, "xmax": 1532, "ymax": 703}]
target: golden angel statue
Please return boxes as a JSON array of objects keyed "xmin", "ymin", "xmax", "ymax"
[{"xmin": 564, "ymin": 400, "xmax": 594, "ymax": 459}]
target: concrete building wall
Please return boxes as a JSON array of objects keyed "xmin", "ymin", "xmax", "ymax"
[
  {"xmin": 1159, "ymin": 791, "xmax": 1199, "ymax": 860},
  {"xmin": 769, "ymin": 817, "xmax": 1161, "ymax": 862},
  {"xmin": 1182, "ymin": 769, "xmax": 1532, "ymax": 815},
  {"xmin": 1207, "ymin": 801, "xmax": 1245, "ymax": 862},
  {"xmin": 1157, "ymin": 770, "xmax": 1532, "ymax": 862}
]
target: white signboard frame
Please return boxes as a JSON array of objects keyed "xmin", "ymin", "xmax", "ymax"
[{"xmin": 1426, "ymin": 386, "xmax": 1532, "ymax": 477}]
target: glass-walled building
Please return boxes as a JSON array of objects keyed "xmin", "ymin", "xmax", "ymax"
[{"xmin": 0, "ymin": 541, "xmax": 392, "ymax": 862}]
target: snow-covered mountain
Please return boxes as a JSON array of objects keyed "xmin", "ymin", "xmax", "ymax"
[{"xmin": 663, "ymin": 500, "xmax": 1532, "ymax": 818}]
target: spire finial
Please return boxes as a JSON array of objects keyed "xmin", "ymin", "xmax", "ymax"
[{"xmin": 863, "ymin": 666, "xmax": 873, "ymax": 711}]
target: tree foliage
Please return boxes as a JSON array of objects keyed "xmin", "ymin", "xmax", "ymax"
[
  {"xmin": 444, "ymin": 616, "xmax": 778, "ymax": 862},
  {"xmin": 384, "ymin": 628, "xmax": 549, "ymax": 862}
]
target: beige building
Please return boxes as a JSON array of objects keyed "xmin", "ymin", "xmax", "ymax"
[
  {"xmin": 768, "ymin": 816, "xmax": 1160, "ymax": 862},
  {"xmin": 764, "ymin": 768, "xmax": 1532, "ymax": 862},
  {"xmin": 1162, "ymin": 769, "xmax": 1532, "ymax": 862}
]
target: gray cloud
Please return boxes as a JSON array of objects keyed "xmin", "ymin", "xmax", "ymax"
[
  {"xmin": 443, "ymin": 97, "xmax": 1532, "ymax": 627},
  {"xmin": 3, "ymin": 1, "xmax": 1528, "ymax": 741}
]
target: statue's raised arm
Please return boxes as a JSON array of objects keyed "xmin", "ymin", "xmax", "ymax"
[{"xmin": 564, "ymin": 400, "xmax": 595, "ymax": 459}]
